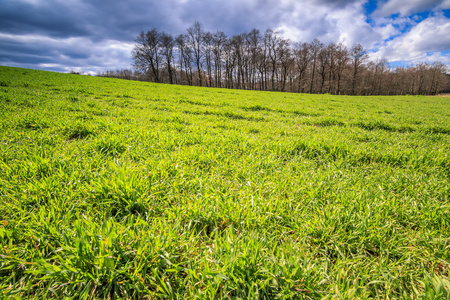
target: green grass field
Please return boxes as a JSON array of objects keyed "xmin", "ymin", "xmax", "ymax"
[{"xmin": 1, "ymin": 66, "xmax": 449, "ymax": 299}]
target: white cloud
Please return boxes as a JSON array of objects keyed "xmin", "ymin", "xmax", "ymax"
[
  {"xmin": 371, "ymin": 14, "xmax": 450, "ymax": 63},
  {"xmin": 273, "ymin": 0, "xmax": 397, "ymax": 50},
  {"xmin": 372, "ymin": 23, "xmax": 400, "ymax": 41},
  {"xmin": 425, "ymin": 52, "xmax": 450, "ymax": 65}
]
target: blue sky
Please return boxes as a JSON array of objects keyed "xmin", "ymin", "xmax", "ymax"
[{"xmin": 0, "ymin": 0, "xmax": 449, "ymax": 74}]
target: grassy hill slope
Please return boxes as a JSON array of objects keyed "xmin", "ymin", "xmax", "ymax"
[{"xmin": 1, "ymin": 66, "xmax": 449, "ymax": 299}]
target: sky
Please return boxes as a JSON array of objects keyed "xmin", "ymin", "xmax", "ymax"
[{"xmin": 0, "ymin": 0, "xmax": 449, "ymax": 74}]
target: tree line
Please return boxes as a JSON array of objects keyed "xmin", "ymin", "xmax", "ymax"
[{"xmin": 98, "ymin": 22, "xmax": 449, "ymax": 95}]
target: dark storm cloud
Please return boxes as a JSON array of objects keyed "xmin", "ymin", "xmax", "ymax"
[
  {"xmin": 0, "ymin": 0, "xmax": 184, "ymax": 72},
  {"xmin": 373, "ymin": 0, "xmax": 447, "ymax": 17},
  {"xmin": 0, "ymin": 0, "xmax": 190, "ymax": 41},
  {"xmin": 0, "ymin": 0, "xmax": 90, "ymax": 38},
  {"xmin": 0, "ymin": 0, "xmax": 321, "ymax": 42},
  {"xmin": 0, "ymin": 36, "xmax": 85, "ymax": 60},
  {"xmin": 78, "ymin": 0, "xmax": 176, "ymax": 39},
  {"xmin": 0, "ymin": 51, "xmax": 54, "ymax": 65},
  {"xmin": 0, "ymin": 0, "xmax": 296, "ymax": 73},
  {"xmin": 0, "ymin": 34, "xmax": 88, "ymax": 61},
  {"xmin": 175, "ymin": 0, "xmax": 284, "ymax": 34},
  {"xmin": 0, "ymin": 0, "xmax": 448, "ymax": 73}
]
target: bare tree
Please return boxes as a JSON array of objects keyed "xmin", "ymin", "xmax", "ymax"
[
  {"xmin": 246, "ymin": 29, "xmax": 261, "ymax": 90},
  {"xmin": 212, "ymin": 31, "xmax": 227, "ymax": 88},
  {"xmin": 366, "ymin": 58, "xmax": 388, "ymax": 95},
  {"xmin": 187, "ymin": 21, "xmax": 205, "ymax": 86},
  {"xmin": 255, "ymin": 33, "xmax": 269, "ymax": 91},
  {"xmin": 265, "ymin": 29, "xmax": 282, "ymax": 91},
  {"xmin": 317, "ymin": 45, "xmax": 329, "ymax": 93},
  {"xmin": 332, "ymin": 43, "xmax": 349, "ymax": 95},
  {"xmin": 129, "ymin": 24, "xmax": 448, "ymax": 95},
  {"xmin": 160, "ymin": 32, "xmax": 175, "ymax": 84},
  {"xmin": 350, "ymin": 43, "xmax": 368, "ymax": 95},
  {"xmin": 203, "ymin": 31, "xmax": 214, "ymax": 87},
  {"xmin": 132, "ymin": 29, "xmax": 161, "ymax": 83},
  {"xmin": 223, "ymin": 39, "xmax": 236, "ymax": 89},
  {"xmin": 294, "ymin": 42, "xmax": 311, "ymax": 93},
  {"xmin": 278, "ymin": 38, "xmax": 292, "ymax": 92},
  {"xmin": 309, "ymin": 39, "xmax": 323, "ymax": 93},
  {"xmin": 176, "ymin": 34, "xmax": 193, "ymax": 85},
  {"xmin": 425, "ymin": 62, "xmax": 448, "ymax": 95},
  {"xmin": 230, "ymin": 34, "xmax": 246, "ymax": 89}
]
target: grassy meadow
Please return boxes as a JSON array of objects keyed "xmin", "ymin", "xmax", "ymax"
[{"xmin": 0, "ymin": 66, "xmax": 449, "ymax": 299}]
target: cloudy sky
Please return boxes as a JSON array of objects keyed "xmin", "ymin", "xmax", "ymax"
[{"xmin": 0, "ymin": 0, "xmax": 449, "ymax": 74}]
